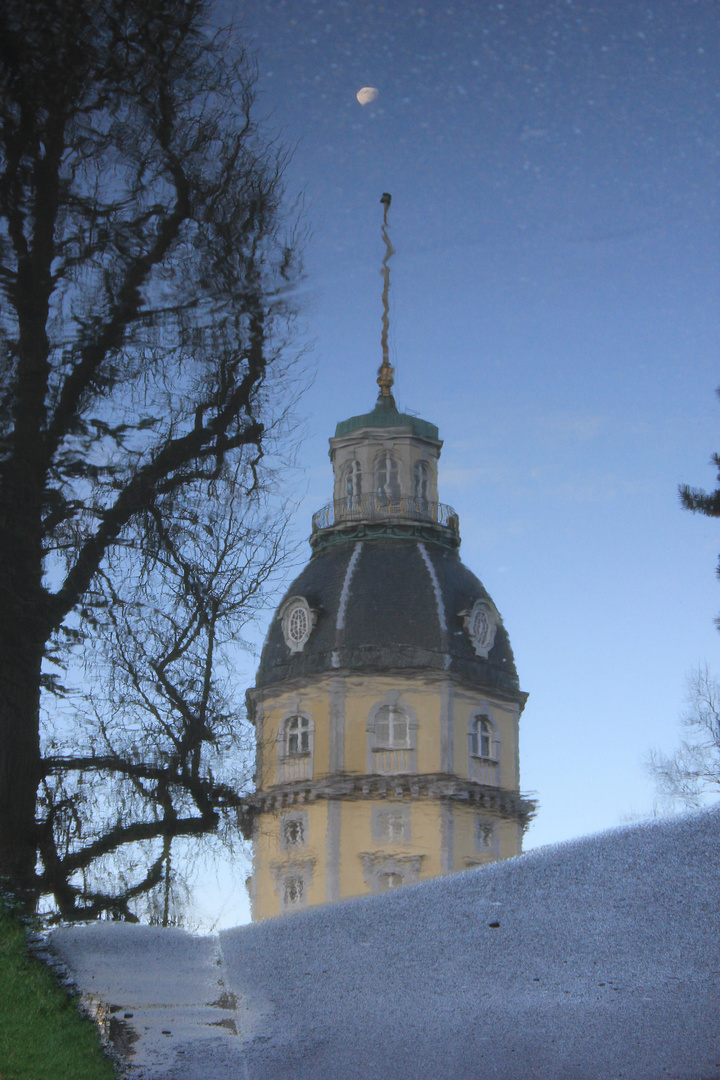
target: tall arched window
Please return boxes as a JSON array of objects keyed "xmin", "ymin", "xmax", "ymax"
[
  {"xmin": 468, "ymin": 713, "xmax": 500, "ymax": 786},
  {"xmin": 285, "ymin": 714, "xmax": 311, "ymax": 756},
  {"xmin": 413, "ymin": 460, "xmax": 430, "ymax": 502},
  {"xmin": 470, "ymin": 715, "xmax": 495, "ymax": 760},
  {"xmin": 375, "ymin": 451, "xmax": 400, "ymax": 502},
  {"xmin": 279, "ymin": 714, "xmax": 314, "ymax": 782},
  {"xmin": 344, "ymin": 459, "xmax": 362, "ymax": 506},
  {"xmin": 368, "ymin": 701, "xmax": 417, "ymax": 775}
]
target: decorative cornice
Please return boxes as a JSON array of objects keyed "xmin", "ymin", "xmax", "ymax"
[
  {"xmin": 246, "ymin": 772, "xmax": 537, "ymax": 829},
  {"xmin": 310, "ymin": 519, "xmax": 460, "ymax": 552}
]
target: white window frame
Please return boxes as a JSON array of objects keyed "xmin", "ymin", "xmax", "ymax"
[
  {"xmin": 278, "ymin": 595, "xmax": 317, "ymax": 653},
  {"xmin": 469, "ymin": 714, "xmax": 498, "ymax": 761},
  {"xmin": 373, "ymin": 704, "xmax": 411, "ymax": 749},
  {"xmin": 461, "ymin": 598, "xmax": 499, "ymax": 658},
  {"xmin": 277, "ymin": 710, "xmax": 314, "ymax": 784},
  {"xmin": 366, "ymin": 695, "xmax": 418, "ymax": 775},
  {"xmin": 283, "ymin": 714, "xmax": 313, "ymax": 758}
]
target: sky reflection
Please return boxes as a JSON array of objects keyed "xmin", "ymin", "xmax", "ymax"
[{"xmin": 206, "ymin": 0, "xmax": 720, "ymax": 924}]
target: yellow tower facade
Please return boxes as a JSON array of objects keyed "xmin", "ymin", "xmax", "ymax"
[{"xmin": 247, "ymin": 389, "xmax": 534, "ymax": 919}]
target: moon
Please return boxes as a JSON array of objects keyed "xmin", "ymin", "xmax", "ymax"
[{"xmin": 356, "ymin": 86, "xmax": 379, "ymax": 106}]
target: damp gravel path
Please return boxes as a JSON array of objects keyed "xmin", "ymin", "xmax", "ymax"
[
  {"xmin": 48, "ymin": 806, "xmax": 720, "ymax": 1080},
  {"xmin": 47, "ymin": 923, "xmax": 252, "ymax": 1079}
]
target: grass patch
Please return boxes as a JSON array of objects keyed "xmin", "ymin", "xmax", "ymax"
[{"xmin": 0, "ymin": 908, "xmax": 116, "ymax": 1080}]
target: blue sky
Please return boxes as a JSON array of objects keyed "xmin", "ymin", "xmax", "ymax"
[{"xmin": 208, "ymin": 1, "xmax": 720, "ymax": 919}]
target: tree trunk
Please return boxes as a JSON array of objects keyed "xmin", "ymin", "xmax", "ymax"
[
  {"xmin": 0, "ymin": 617, "xmax": 43, "ymax": 903},
  {"xmin": 0, "ymin": 433, "xmax": 46, "ymax": 905}
]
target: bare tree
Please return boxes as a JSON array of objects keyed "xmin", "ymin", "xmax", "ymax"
[
  {"xmin": 0, "ymin": 0, "xmax": 304, "ymax": 905},
  {"xmin": 679, "ymin": 387, "xmax": 720, "ymax": 624},
  {"xmin": 37, "ymin": 480, "xmax": 292, "ymax": 920},
  {"xmin": 648, "ymin": 666, "xmax": 720, "ymax": 812},
  {"xmin": 649, "ymin": 392, "xmax": 720, "ymax": 814}
]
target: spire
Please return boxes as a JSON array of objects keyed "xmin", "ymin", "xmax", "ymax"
[{"xmin": 377, "ymin": 192, "xmax": 396, "ymax": 401}]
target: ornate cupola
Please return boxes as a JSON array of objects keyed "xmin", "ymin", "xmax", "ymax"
[
  {"xmin": 311, "ymin": 385, "xmax": 458, "ymax": 553},
  {"xmin": 246, "ymin": 199, "xmax": 535, "ymax": 919}
]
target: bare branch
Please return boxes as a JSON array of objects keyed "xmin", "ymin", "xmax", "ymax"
[
  {"xmin": 648, "ymin": 666, "xmax": 720, "ymax": 812},
  {"xmin": 0, "ymin": 0, "xmax": 305, "ymax": 914}
]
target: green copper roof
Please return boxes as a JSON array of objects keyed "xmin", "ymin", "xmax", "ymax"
[{"xmin": 334, "ymin": 395, "xmax": 439, "ymax": 441}]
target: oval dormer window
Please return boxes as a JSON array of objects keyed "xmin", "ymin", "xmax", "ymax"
[
  {"xmin": 289, "ymin": 606, "xmax": 308, "ymax": 644},
  {"xmin": 461, "ymin": 599, "xmax": 498, "ymax": 658},
  {"xmin": 471, "ymin": 606, "xmax": 491, "ymax": 650},
  {"xmin": 279, "ymin": 595, "xmax": 317, "ymax": 653}
]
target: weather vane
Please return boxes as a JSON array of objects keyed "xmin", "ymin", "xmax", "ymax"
[{"xmin": 377, "ymin": 193, "xmax": 395, "ymax": 399}]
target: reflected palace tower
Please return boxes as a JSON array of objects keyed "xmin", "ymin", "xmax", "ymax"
[{"xmin": 246, "ymin": 201, "xmax": 535, "ymax": 918}]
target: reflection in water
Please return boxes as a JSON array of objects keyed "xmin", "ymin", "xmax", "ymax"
[
  {"xmin": 238, "ymin": 0, "xmax": 720, "ymax": 871},
  {"xmin": 246, "ymin": 211, "xmax": 535, "ymax": 917},
  {"xmin": 248, "ymin": 676, "xmax": 532, "ymax": 918}
]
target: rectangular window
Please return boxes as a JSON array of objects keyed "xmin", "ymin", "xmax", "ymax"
[
  {"xmin": 284, "ymin": 715, "xmax": 312, "ymax": 757},
  {"xmin": 282, "ymin": 814, "xmax": 306, "ymax": 848},
  {"xmin": 283, "ymin": 876, "xmax": 304, "ymax": 905},
  {"xmin": 474, "ymin": 817, "xmax": 498, "ymax": 853},
  {"xmin": 379, "ymin": 872, "xmax": 404, "ymax": 890},
  {"xmin": 374, "ymin": 706, "xmax": 410, "ymax": 748},
  {"xmin": 287, "ymin": 728, "xmax": 310, "ymax": 754},
  {"xmin": 372, "ymin": 804, "xmax": 411, "ymax": 844}
]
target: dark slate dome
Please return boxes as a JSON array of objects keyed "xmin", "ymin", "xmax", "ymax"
[{"xmin": 255, "ymin": 539, "xmax": 519, "ymax": 693}]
